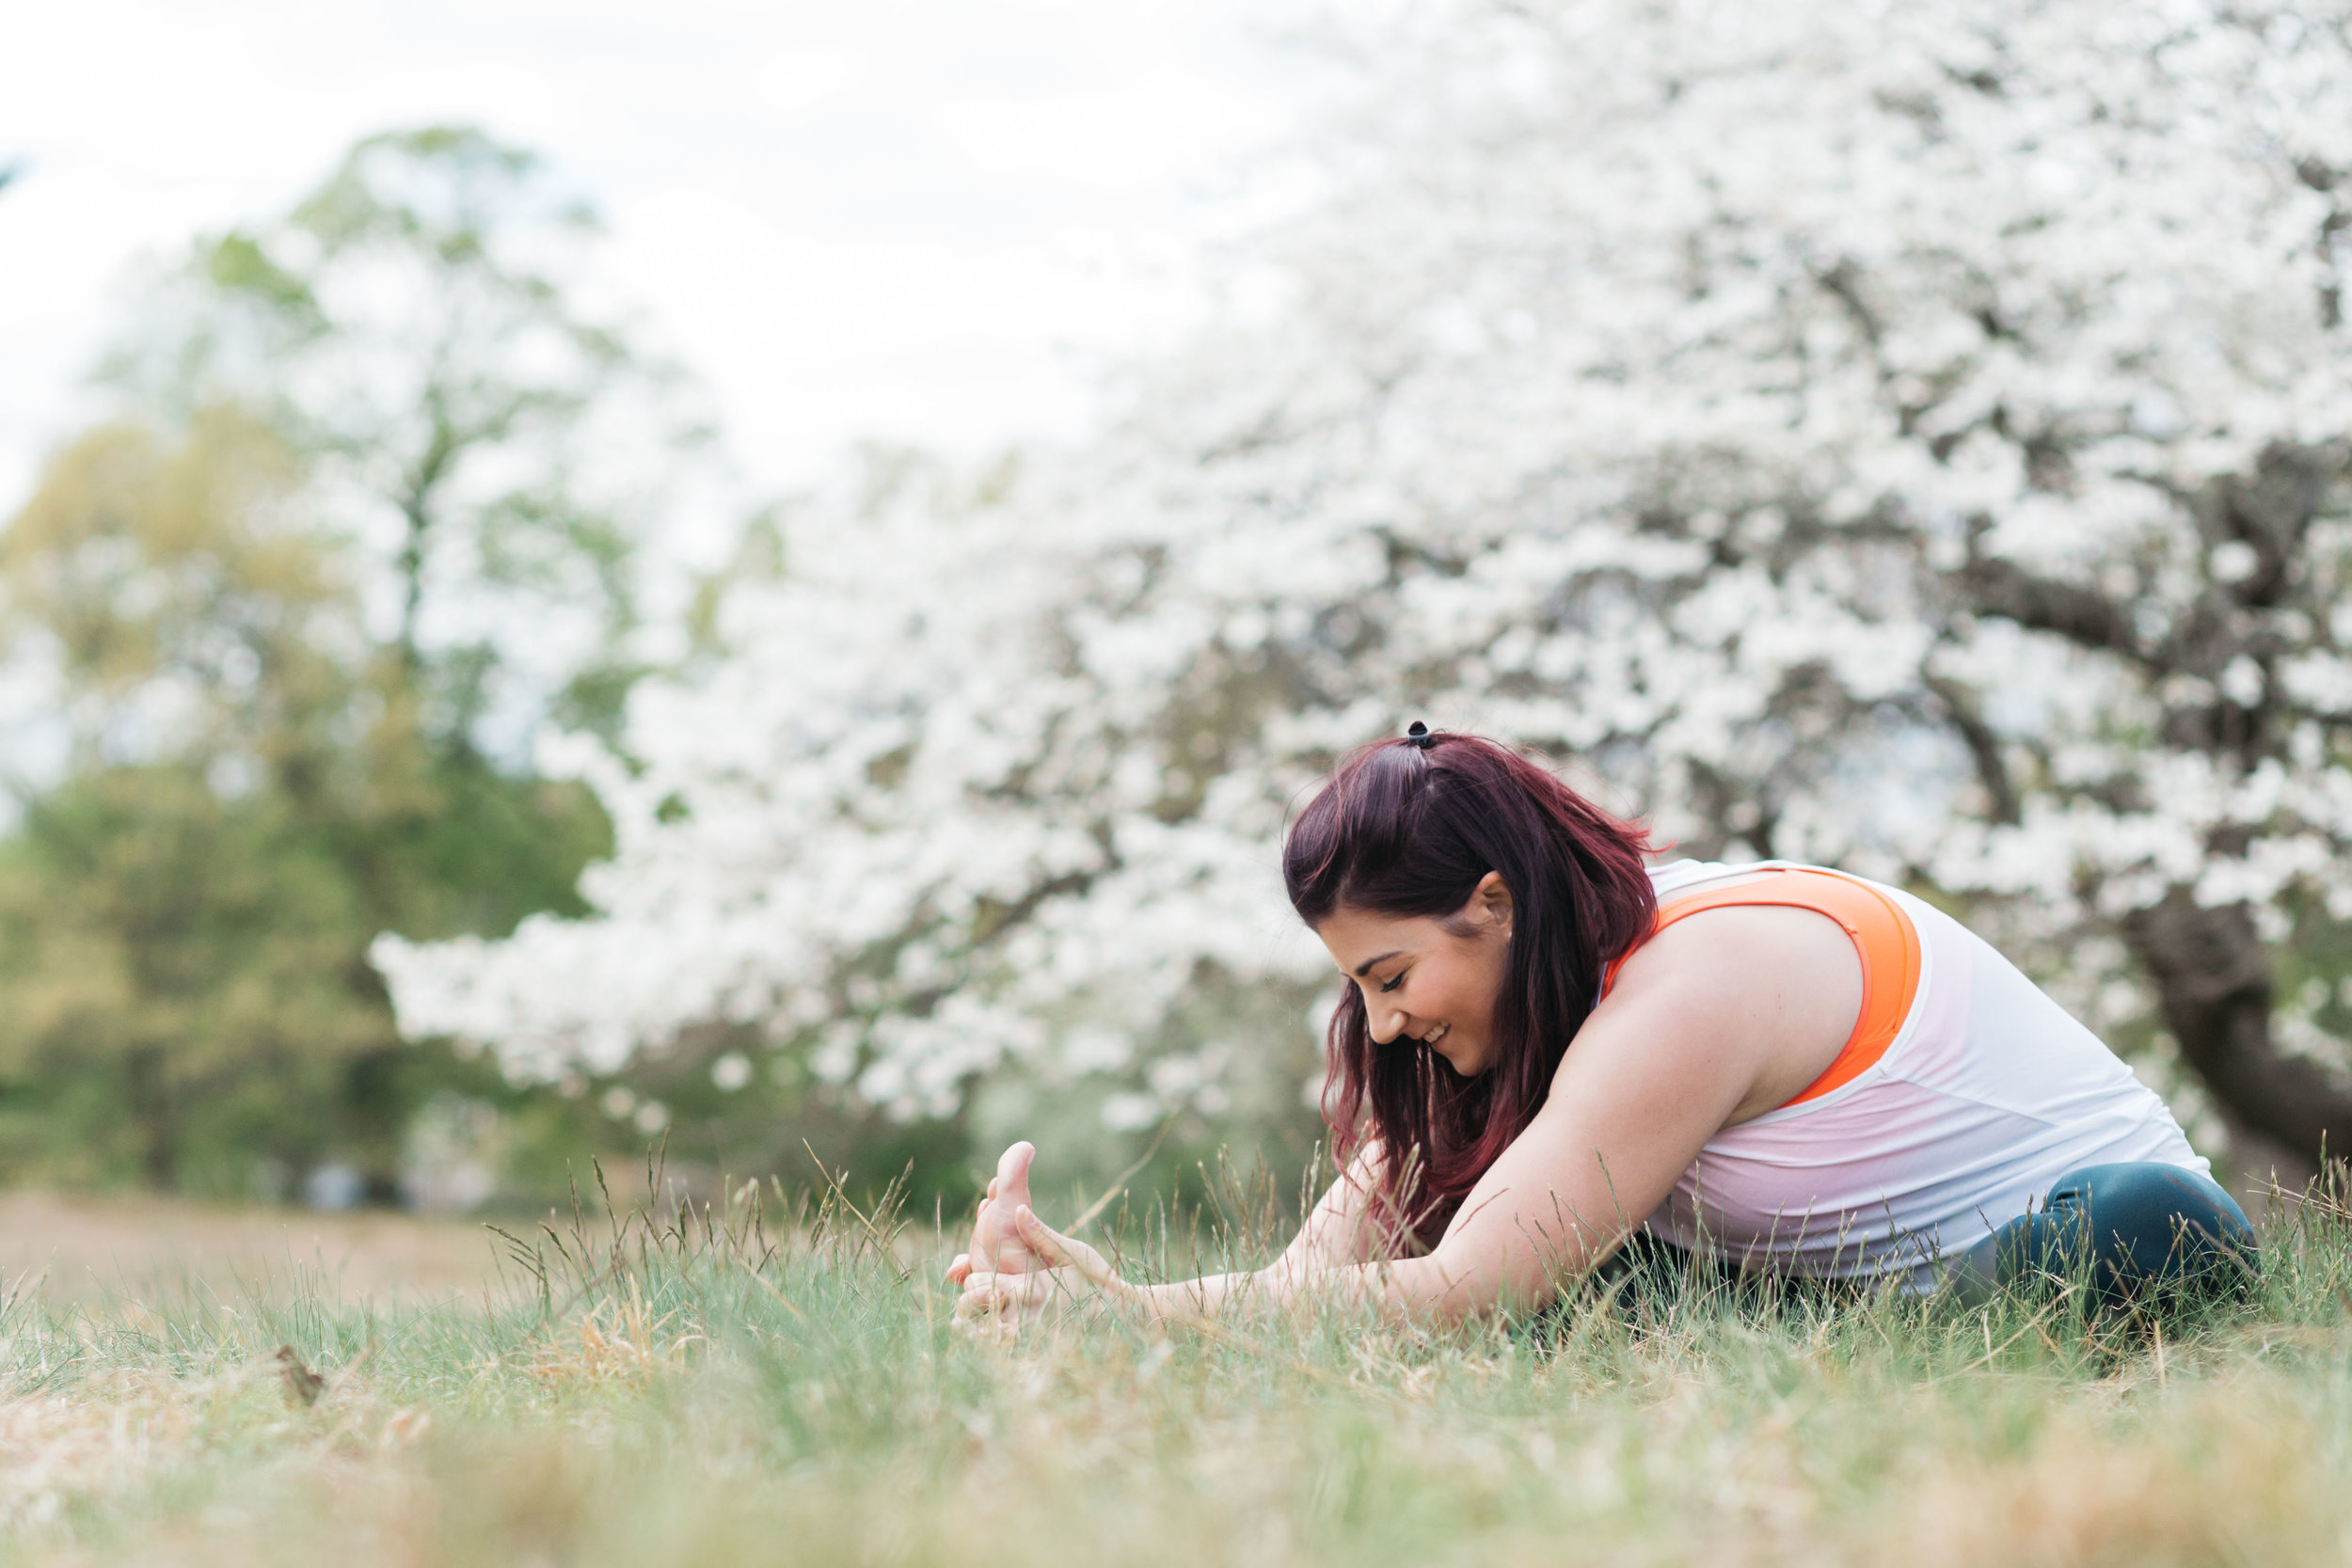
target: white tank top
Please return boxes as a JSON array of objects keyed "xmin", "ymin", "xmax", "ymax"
[{"xmin": 1627, "ymin": 860, "xmax": 2205, "ymax": 1291}]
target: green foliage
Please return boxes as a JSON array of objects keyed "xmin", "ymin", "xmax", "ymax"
[
  {"xmin": 103, "ymin": 124, "xmax": 692, "ymax": 727},
  {"xmin": 0, "ymin": 409, "xmax": 340, "ymax": 768},
  {"xmin": 0, "ymin": 126, "xmax": 676, "ymax": 1200},
  {"xmin": 0, "ymin": 741, "xmax": 614, "ymax": 1196},
  {"xmin": 0, "ymin": 766, "xmax": 376, "ymax": 1189}
]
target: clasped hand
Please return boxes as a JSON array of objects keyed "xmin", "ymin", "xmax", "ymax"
[{"xmin": 946, "ymin": 1141, "xmax": 1134, "ymax": 1332}]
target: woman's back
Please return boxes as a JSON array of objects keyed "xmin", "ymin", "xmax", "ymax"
[{"xmin": 1632, "ymin": 860, "xmax": 2202, "ymax": 1288}]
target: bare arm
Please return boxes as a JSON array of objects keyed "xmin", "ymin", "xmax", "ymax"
[
  {"xmin": 1275, "ymin": 1142, "xmax": 1388, "ymax": 1273},
  {"xmin": 1073, "ymin": 1144, "xmax": 1389, "ymax": 1324},
  {"xmin": 964, "ymin": 904, "xmax": 1861, "ymax": 1328},
  {"xmin": 1125, "ymin": 967, "xmax": 1746, "ymax": 1326}
]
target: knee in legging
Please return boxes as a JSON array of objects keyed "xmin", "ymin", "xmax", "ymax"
[{"xmin": 1995, "ymin": 1161, "xmax": 2257, "ymax": 1310}]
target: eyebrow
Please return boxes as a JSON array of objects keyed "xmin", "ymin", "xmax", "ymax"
[{"xmin": 1350, "ymin": 949, "xmax": 1405, "ymax": 978}]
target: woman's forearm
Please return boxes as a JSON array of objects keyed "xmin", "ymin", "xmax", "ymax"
[
  {"xmin": 1124, "ymin": 1253, "xmax": 1477, "ymax": 1328},
  {"xmin": 1129, "ymin": 1272, "xmax": 1262, "ymax": 1324}
]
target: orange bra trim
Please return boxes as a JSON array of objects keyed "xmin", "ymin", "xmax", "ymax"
[{"xmin": 1602, "ymin": 867, "xmax": 1923, "ymax": 1109}]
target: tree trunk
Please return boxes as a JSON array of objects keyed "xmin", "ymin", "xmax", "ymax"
[
  {"xmin": 125, "ymin": 1046, "xmax": 179, "ymax": 1191},
  {"xmin": 2122, "ymin": 889, "xmax": 2352, "ymax": 1198}
]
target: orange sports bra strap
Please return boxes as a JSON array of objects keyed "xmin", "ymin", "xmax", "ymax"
[{"xmin": 1602, "ymin": 867, "xmax": 1923, "ymax": 1108}]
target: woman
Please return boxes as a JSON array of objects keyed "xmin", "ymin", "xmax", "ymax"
[{"xmin": 951, "ymin": 726, "xmax": 2255, "ymax": 1328}]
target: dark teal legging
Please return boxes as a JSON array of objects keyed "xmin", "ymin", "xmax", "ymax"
[
  {"xmin": 1994, "ymin": 1160, "xmax": 2257, "ymax": 1309},
  {"xmin": 1589, "ymin": 1160, "xmax": 2257, "ymax": 1314}
]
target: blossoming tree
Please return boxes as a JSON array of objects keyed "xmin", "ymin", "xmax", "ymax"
[{"xmin": 379, "ymin": 0, "xmax": 2352, "ymax": 1175}]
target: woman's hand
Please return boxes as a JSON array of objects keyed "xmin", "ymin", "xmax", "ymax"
[
  {"xmin": 946, "ymin": 1140, "xmax": 1045, "ymax": 1287},
  {"xmin": 955, "ymin": 1204, "xmax": 1136, "ymax": 1335}
]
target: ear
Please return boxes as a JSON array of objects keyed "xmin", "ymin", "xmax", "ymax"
[{"xmin": 1471, "ymin": 870, "xmax": 1513, "ymax": 938}]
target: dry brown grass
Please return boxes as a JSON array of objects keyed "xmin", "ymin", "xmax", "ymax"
[
  {"xmin": 0, "ymin": 1191, "xmax": 505, "ymax": 1307},
  {"xmin": 528, "ymin": 1278, "xmax": 703, "ymax": 1386}
]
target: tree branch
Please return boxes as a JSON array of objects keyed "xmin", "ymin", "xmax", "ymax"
[
  {"xmin": 1955, "ymin": 556, "xmax": 2158, "ymax": 671},
  {"xmin": 2122, "ymin": 889, "xmax": 2352, "ymax": 1164},
  {"xmin": 1923, "ymin": 673, "xmax": 2020, "ymax": 825}
]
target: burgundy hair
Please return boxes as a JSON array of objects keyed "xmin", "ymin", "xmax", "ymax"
[{"xmin": 1283, "ymin": 729, "xmax": 1657, "ymax": 1253}]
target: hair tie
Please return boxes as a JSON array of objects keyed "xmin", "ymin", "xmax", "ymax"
[{"xmin": 1406, "ymin": 721, "xmax": 1436, "ymax": 750}]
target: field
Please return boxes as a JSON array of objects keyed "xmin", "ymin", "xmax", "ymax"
[
  {"xmin": 0, "ymin": 1192, "xmax": 502, "ymax": 1309},
  {"xmin": 0, "ymin": 1172, "xmax": 2348, "ymax": 1567}
]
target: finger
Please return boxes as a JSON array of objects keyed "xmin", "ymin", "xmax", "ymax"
[
  {"xmin": 1014, "ymin": 1205, "xmax": 1113, "ymax": 1286},
  {"xmin": 986, "ymin": 1176, "xmax": 999, "ymax": 1199},
  {"xmin": 994, "ymin": 1141, "xmax": 1036, "ymax": 1193},
  {"xmin": 957, "ymin": 1281, "xmax": 1028, "ymax": 1340},
  {"xmin": 1010, "ymin": 1204, "xmax": 1068, "ymax": 1261},
  {"xmin": 962, "ymin": 1273, "xmax": 1041, "ymax": 1317},
  {"xmin": 973, "ymin": 1196, "xmax": 1009, "ymax": 1269},
  {"xmin": 946, "ymin": 1252, "xmax": 972, "ymax": 1286},
  {"xmin": 975, "ymin": 1196, "xmax": 1041, "ymax": 1275}
]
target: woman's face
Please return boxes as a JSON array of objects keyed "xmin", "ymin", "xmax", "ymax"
[{"xmin": 1314, "ymin": 872, "xmax": 1515, "ymax": 1077}]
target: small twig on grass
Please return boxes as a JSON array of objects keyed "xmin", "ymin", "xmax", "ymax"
[{"xmin": 274, "ymin": 1346, "xmax": 326, "ymax": 1407}]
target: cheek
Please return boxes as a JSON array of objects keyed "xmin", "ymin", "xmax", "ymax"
[{"xmin": 1466, "ymin": 952, "xmax": 1510, "ymax": 1023}]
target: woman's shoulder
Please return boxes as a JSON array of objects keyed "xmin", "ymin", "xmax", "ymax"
[
  {"xmin": 1644, "ymin": 856, "xmax": 1806, "ymax": 901},
  {"xmin": 1597, "ymin": 877, "xmax": 1867, "ymax": 1117},
  {"xmin": 1609, "ymin": 860, "xmax": 1870, "ymax": 1035}
]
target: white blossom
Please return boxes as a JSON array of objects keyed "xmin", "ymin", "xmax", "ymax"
[{"xmin": 377, "ymin": 0, "xmax": 2352, "ymax": 1123}]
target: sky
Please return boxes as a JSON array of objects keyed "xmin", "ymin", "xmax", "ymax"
[{"xmin": 0, "ymin": 0, "xmax": 1341, "ymax": 521}]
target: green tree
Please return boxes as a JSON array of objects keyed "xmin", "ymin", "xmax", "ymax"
[
  {"xmin": 0, "ymin": 411, "xmax": 618, "ymax": 1194},
  {"xmin": 0, "ymin": 125, "xmax": 691, "ymax": 1196},
  {"xmin": 112, "ymin": 124, "xmax": 699, "ymax": 747},
  {"xmin": 0, "ymin": 414, "xmax": 360, "ymax": 1186}
]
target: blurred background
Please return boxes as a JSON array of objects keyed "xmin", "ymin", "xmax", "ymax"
[
  {"xmin": 0, "ymin": 0, "xmax": 1336, "ymax": 1239},
  {"xmin": 8, "ymin": 0, "xmax": 2352, "ymax": 1276}
]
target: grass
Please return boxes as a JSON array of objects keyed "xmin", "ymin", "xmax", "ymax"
[{"xmin": 1, "ymin": 1162, "xmax": 2349, "ymax": 1567}]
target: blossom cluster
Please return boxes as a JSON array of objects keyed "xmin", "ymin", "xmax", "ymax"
[{"xmin": 376, "ymin": 0, "xmax": 2352, "ymax": 1121}]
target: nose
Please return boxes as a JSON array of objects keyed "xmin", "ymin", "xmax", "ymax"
[{"xmin": 1364, "ymin": 991, "xmax": 1412, "ymax": 1045}]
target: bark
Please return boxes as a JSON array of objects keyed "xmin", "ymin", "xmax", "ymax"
[
  {"xmin": 2122, "ymin": 889, "xmax": 2352, "ymax": 1189},
  {"xmin": 1923, "ymin": 674, "xmax": 2020, "ymax": 826},
  {"xmin": 125, "ymin": 1046, "xmax": 179, "ymax": 1191},
  {"xmin": 393, "ymin": 402, "xmax": 460, "ymax": 673},
  {"xmin": 1948, "ymin": 452, "xmax": 2352, "ymax": 1191},
  {"xmin": 1956, "ymin": 556, "xmax": 2154, "ymax": 671}
]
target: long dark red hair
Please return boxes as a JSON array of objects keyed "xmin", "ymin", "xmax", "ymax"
[{"xmin": 1283, "ymin": 729, "xmax": 1658, "ymax": 1253}]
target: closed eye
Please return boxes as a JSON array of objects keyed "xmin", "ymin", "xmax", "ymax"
[{"xmin": 1377, "ymin": 971, "xmax": 1406, "ymax": 994}]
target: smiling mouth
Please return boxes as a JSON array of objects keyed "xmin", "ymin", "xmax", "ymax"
[{"xmin": 1418, "ymin": 1022, "xmax": 1451, "ymax": 1049}]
